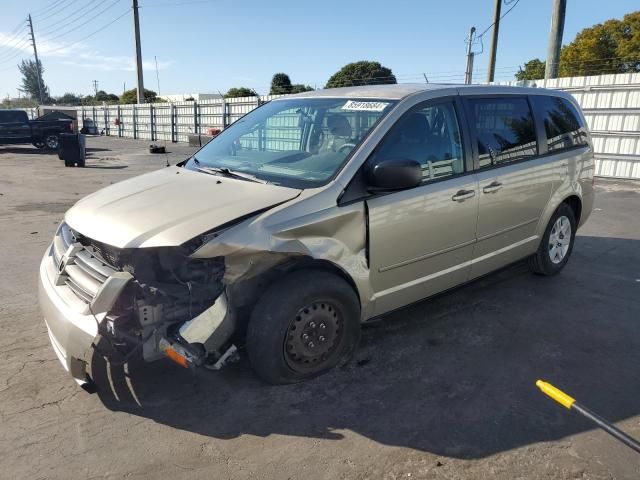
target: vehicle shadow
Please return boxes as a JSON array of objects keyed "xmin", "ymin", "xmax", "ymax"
[
  {"xmin": 93, "ymin": 235, "xmax": 640, "ymax": 459},
  {"xmin": 0, "ymin": 147, "xmax": 57, "ymax": 155},
  {"xmin": 83, "ymin": 164, "xmax": 128, "ymax": 170},
  {"xmin": 86, "ymin": 147, "xmax": 111, "ymax": 152}
]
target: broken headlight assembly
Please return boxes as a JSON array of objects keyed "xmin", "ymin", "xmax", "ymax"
[{"xmin": 75, "ymin": 230, "xmax": 237, "ymax": 370}]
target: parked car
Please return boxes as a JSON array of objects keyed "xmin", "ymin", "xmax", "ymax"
[
  {"xmin": 0, "ymin": 109, "xmax": 73, "ymax": 150},
  {"xmin": 38, "ymin": 84, "xmax": 594, "ymax": 386}
]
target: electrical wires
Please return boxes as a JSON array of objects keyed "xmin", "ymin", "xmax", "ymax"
[
  {"xmin": 0, "ymin": 18, "xmax": 29, "ymax": 65},
  {"xmin": 42, "ymin": 9, "xmax": 131, "ymax": 55},
  {"xmin": 42, "ymin": 0, "xmax": 125, "ymax": 43},
  {"xmin": 472, "ymin": 0, "xmax": 523, "ymax": 55}
]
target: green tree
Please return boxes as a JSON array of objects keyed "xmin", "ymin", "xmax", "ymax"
[
  {"xmin": 224, "ymin": 87, "xmax": 256, "ymax": 98},
  {"xmin": 270, "ymin": 73, "xmax": 292, "ymax": 94},
  {"xmin": 55, "ymin": 92, "xmax": 83, "ymax": 105},
  {"xmin": 290, "ymin": 84, "xmax": 314, "ymax": 94},
  {"xmin": 517, "ymin": 11, "xmax": 640, "ymax": 79},
  {"xmin": 325, "ymin": 61, "xmax": 396, "ymax": 88},
  {"xmin": 120, "ymin": 88, "xmax": 159, "ymax": 104},
  {"xmin": 515, "ymin": 58, "xmax": 546, "ymax": 80},
  {"xmin": 94, "ymin": 90, "xmax": 119, "ymax": 103},
  {"xmin": 559, "ymin": 19, "xmax": 620, "ymax": 76},
  {"xmin": 18, "ymin": 59, "xmax": 50, "ymax": 102}
]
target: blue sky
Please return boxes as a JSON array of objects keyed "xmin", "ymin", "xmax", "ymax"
[{"xmin": 0, "ymin": 0, "xmax": 638, "ymax": 99}]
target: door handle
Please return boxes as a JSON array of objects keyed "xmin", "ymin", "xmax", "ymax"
[
  {"xmin": 482, "ymin": 181, "xmax": 503, "ymax": 194},
  {"xmin": 452, "ymin": 189, "xmax": 476, "ymax": 202}
]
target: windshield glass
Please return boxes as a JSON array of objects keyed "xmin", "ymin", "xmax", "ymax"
[{"xmin": 184, "ymin": 98, "xmax": 396, "ymax": 188}]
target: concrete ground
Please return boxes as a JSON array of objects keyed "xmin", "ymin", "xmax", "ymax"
[{"xmin": 1, "ymin": 136, "xmax": 639, "ymax": 479}]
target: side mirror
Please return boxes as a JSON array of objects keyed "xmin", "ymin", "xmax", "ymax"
[{"xmin": 365, "ymin": 158, "xmax": 422, "ymax": 191}]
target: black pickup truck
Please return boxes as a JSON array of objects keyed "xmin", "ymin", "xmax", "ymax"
[{"xmin": 0, "ymin": 109, "xmax": 73, "ymax": 150}]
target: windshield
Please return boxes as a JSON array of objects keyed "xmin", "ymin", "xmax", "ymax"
[{"xmin": 184, "ymin": 98, "xmax": 396, "ymax": 188}]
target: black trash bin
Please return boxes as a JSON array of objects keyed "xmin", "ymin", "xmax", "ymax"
[{"xmin": 58, "ymin": 133, "xmax": 86, "ymax": 167}]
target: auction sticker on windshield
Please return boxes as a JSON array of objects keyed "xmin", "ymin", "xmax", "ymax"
[{"xmin": 341, "ymin": 100, "xmax": 389, "ymax": 112}]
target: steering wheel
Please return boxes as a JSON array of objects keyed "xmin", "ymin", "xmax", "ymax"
[{"xmin": 337, "ymin": 143, "xmax": 356, "ymax": 153}]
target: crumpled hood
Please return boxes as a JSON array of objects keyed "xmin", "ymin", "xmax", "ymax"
[{"xmin": 65, "ymin": 167, "xmax": 301, "ymax": 248}]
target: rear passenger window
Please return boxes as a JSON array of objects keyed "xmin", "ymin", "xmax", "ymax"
[
  {"xmin": 468, "ymin": 97, "xmax": 537, "ymax": 167},
  {"xmin": 533, "ymin": 95, "xmax": 588, "ymax": 152},
  {"xmin": 375, "ymin": 101, "xmax": 465, "ymax": 182}
]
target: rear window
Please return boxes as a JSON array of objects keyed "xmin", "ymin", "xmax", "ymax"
[
  {"xmin": 467, "ymin": 97, "xmax": 537, "ymax": 167},
  {"xmin": 0, "ymin": 110, "xmax": 28, "ymax": 123},
  {"xmin": 532, "ymin": 95, "xmax": 588, "ymax": 152}
]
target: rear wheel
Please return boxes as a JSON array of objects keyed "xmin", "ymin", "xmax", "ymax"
[
  {"xmin": 44, "ymin": 134, "xmax": 59, "ymax": 150},
  {"xmin": 246, "ymin": 270, "xmax": 361, "ymax": 384},
  {"xmin": 529, "ymin": 203, "xmax": 576, "ymax": 275}
]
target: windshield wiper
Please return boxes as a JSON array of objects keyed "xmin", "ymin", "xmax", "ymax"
[{"xmin": 196, "ymin": 166, "xmax": 268, "ymax": 184}]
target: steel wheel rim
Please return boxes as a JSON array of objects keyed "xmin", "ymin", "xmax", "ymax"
[
  {"xmin": 548, "ymin": 215, "xmax": 571, "ymax": 264},
  {"xmin": 284, "ymin": 301, "xmax": 343, "ymax": 372},
  {"xmin": 45, "ymin": 135, "xmax": 58, "ymax": 149}
]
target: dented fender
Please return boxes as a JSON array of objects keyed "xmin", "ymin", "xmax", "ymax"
[{"xmin": 191, "ymin": 200, "xmax": 375, "ymax": 320}]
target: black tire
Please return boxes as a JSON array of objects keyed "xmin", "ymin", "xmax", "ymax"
[
  {"xmin": 246, "ymin": 270, "xmax": 361, "ymax": 385},
  {"xmin": 44, "ymin": 134, "xmax": 59, "ymax": 150},
  {"xmin": 529, "ymin": 203, "xmax": 577, "ymax": 275}
]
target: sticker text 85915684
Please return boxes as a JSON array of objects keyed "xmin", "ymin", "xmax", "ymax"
[{"xmin": 341, "ymin": 100, "xmax": 389, "ymax": 112}]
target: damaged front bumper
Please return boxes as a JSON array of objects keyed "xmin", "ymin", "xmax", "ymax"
[
  {"xmin": 39, "ymin": 251, "xmax": 100, "ymax": 383},
  {"xmin": 38, "ymin": 223, "xmax": 238, "ymax": 384}
]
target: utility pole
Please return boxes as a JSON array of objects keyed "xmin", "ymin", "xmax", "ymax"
[
  {"xmin": 464, "ymin": 26, "xmax": 476, "ymax": 85},
  {"xmin": 132, "ymin": 0, "xmax": 145, "ymax": 103},
  {"xmin": 92, "ymin": 80, "xmax": 99, "ymax": 96},
  {"xmin": 27, "ymin": 14, "xmax": 44, "ymax": 104},
  {"xmin": 545, "ymin": 0, "xmax": 566, "ymax": 79},
  {"xmin": 486, "ymin": 0, "xmax": 502, "ymax": 83}
]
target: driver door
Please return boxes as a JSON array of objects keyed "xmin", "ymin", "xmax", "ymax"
[{"xmin": 367, "ymin": 98, "xmax": 479, "ymax": 316}]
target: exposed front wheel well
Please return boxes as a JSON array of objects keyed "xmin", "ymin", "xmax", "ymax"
[
  {"xmin": 227, "ymin": 256, "xmax": 361, "ymax": 340},
  {"xmin": 562, "ymin": 195, "xmax": 582, "ymax": 225}
]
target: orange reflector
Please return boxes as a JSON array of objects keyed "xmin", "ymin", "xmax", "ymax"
[{"xmin": 165, "ymin": 346, "xmax": 190, "ymax": 368}]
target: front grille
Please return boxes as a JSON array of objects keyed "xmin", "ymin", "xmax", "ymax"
[
  {"xmin": 52, "ymin": 223, "xmax": 119, "ymax": 304},
  {"xmin": 83, "ymin": 239, "xmax": 130, "ymax": 270}
]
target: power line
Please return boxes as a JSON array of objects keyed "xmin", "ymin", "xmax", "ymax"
[
  {"xmin": 0, "ymin": 36, "xmax": 29, "ymax": 61},
  {"xmin": 42, "ymin": 0, "xmax": 124, "ymax": 43},
  {"xmin": 472, "ymin": 0, "xmax": 522, "ymax": 56},
  {"xmin": 139, "ymin": 0, "xmax": 219, "ymax": 7},
  {"xmin": 37, "ymin": 0, "xmax": 102, "ymax": 35},
  {"xmin": 476, "ymin": 0, "xmax": 522, "ymax": 39},
  {"xmin": 42, "ymin": 9, "xmax": 131, "ymax": 55},
  {"xmin": 30, "ymin": 0, "xmax": 70, "ymax": 18},
  {"xmin": 0, "ymin": 44, "xmax": 31, "ymax": 65},
  {"xmin": 0, "ymin": 39, "xmax": 31, "ymax": 63},
  {"xmin": 0, "ymin": 21, "xmax": 30, "ymax": 63},
  {"xmin": 0, "ymin": 21, "xmax": 29, "ymax": 52},
  {"xmin": 33, "ymin": 0, "xmax": 78, "ymax": 23}
]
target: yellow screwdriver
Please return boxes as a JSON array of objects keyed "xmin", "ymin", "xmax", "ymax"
[{"xmin": 536, "ymin": 380, "xmax": 640, "ymax": 454}]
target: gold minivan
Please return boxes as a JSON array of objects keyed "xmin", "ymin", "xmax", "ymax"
[{"xmin": 39, "ymin": 84, "xmax": 595, "ymax": 385}]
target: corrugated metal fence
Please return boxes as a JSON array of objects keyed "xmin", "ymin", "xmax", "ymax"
[
  {"xmin": 17, "ymin": 73, "xmax": 640, "ymax": 179},
  {"xmin": 58, "ymin": 95, "xmax": 282, "ymax": 144},
  {"xmin": 502, "ymin": 73, "xmax": 640, "ymax": 179}
]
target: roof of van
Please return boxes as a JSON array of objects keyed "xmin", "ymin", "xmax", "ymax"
[{"xmin": 279, "ymin": 83, "xmax": 567, "ymax": 101}]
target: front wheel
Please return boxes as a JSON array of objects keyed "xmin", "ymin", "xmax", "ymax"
[
  {"xmin": 529, "ymin": 203, "xmax": 576, "ymax": 275},
  {"xmin": 246, "ymin": 270, "xmax": 361, "ymax": 384}
]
